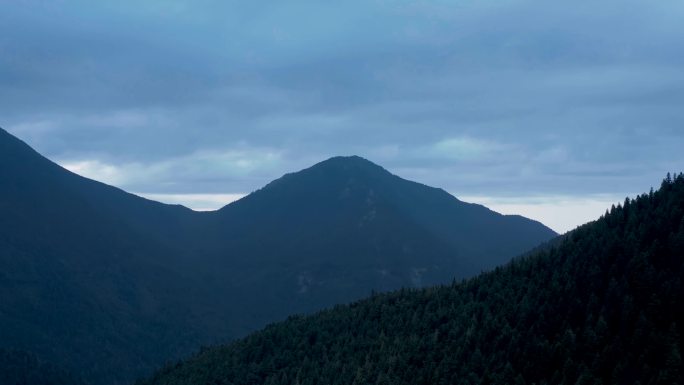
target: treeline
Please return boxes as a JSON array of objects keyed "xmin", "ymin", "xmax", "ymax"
[{"xmin": 139, "ymin": 173, "xmax": 684, "ymax": 385}]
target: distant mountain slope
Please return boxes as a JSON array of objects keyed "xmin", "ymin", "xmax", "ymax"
[
  {"xmin": 140, "ymin": 175, "xmax": 684, "ymax": 385},
  {"xmin": 0, "ymin": 349, "xmax": 84, "ymax": 385},
  {"xmin": 0, "ymin": 127, "xmax": 555, "ymax": 384},
  {"xmin": 212, "ymin": 156, "xmax": 556, "ymax": 314},
  {"xmin": 0, "ymin": 129, "xmax": 232, "ymax": 384}
]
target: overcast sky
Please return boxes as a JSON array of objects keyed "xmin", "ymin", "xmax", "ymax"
[{"xmin": 2, "ymin": 0, "xmax": 683, "ymax": 233}]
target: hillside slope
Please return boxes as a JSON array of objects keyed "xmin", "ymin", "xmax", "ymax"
[
  {"xmin": 140, "ymin": 174, "xmax": 684, "ymax": 385},
  {"xmin": 0, "ymin": 349, "xmax": 84, "ymax": 385}
]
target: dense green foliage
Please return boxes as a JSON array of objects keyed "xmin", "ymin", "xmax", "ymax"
[
  {"xmin": 0, "ymin": 349, "xmax": 84, "ymax": 385},
  {"xmin": 140, "ymin": 174, "xmax": 684, "ymax": 385},
  {"xmin": 0, "ymin": 128, "xmax": 555, "ymax": 384}
]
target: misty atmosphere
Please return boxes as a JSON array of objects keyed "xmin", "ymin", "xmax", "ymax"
[{"xmin": 1, "ymin": 1, "xmax": 683, "ymax": 384}]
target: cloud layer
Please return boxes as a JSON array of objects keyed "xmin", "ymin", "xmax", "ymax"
[{"xmin": 2, "ymin": 0, "xmax": 683, "ymax": 230}]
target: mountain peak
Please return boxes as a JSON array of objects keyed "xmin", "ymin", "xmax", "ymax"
[
  {"xmin": 309, "ymin": 155, "xmax": 389, "ymax": 174},
  {"xmin": 317, "ymin": 155, "xmax": 377, "ymax": 165},
  {"xmin": 253, "ymin": 155, "xmax": 394, "ymax": 196}
]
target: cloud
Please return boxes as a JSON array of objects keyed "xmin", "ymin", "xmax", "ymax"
[
  {"xmin": 58, "ymin": 146, "xmax": 284, "ymax": 193},
  {"xmin": 135, "ymin": 193, "xmax": 245, "ymax": 211},
  {"xmin": 427, "ymin": 137, "xmax": 504, "ymax": 161},
  {"xmin": 461, "ymin": 194, "xmax": 635, "ymax": 234},
  {"xmin": 2, "ymin": 0, "xmax": 684, "ymax": 230},
  {"xmin": 62, "ymin": 160, "xmax": 128, "ymax": 186}
]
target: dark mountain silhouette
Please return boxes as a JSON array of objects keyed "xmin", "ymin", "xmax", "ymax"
[
  {"xmin": 212, "ymin": 155, "xmax": 556, "ymax": 313},
  {"xmin": 0, "ymin": 128, "xmax": 228, "ymax": 384},
  {"xmin": 0, "ymin": 127, "xmax": 556, "ymax": 384},
  {"xmin": 0, "ymin": 349, "xmax": 85, "ymax": 385},
  {"xmin": 139, "ymin": 175, "xmax": 684, "ymax": 385}
]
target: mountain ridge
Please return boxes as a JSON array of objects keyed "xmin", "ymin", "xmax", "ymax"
[{"xmin": 0, "ymin": 127, "xmax": 556, "ymax": 384}]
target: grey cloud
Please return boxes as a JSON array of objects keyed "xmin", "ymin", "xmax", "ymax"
[{"xmin": 1, "ymin": 0, "xmax": 683, "ymax": 199}]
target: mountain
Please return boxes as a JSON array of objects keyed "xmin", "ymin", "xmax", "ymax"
[
  {"xmin": 211, "ymin": 155, "xmax": 557, "ymax": 313},
  {"xmin": 0, "ymin": 128, "xmax": 232, "ymax": 384},
  {"xmin": 139, "ymin": 175, "xmax": 684, "ymax": 385},
  {"xmin": 0, "ymin": 127, "xmax": 556, "ymax": 384},
  {"xmin": 0, "ymin": 349, "xmax": 84, "ymax": 385}
]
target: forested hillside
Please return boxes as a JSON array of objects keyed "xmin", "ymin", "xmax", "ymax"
[{"xmin": 140, "ymin": 174, "xmax": 684, "ymax": 385}]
